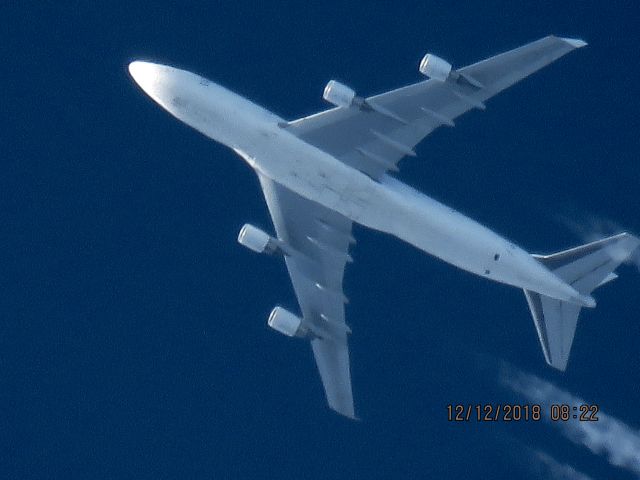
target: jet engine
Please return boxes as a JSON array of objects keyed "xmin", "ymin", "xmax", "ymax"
[
  {"xmin": 323, "ymin": 80, "xmax": 358, "ymax": 108},
  {"xmin": 237, "ymin": 224, "xmax": 278, "ymax": 254},
  {"xmin": 268, "ymin": 306, "xmax": 312, "ymax": 338},
  {"xmin": 419, "ymin": 53, "xmax": 452, "ymax": 81}
]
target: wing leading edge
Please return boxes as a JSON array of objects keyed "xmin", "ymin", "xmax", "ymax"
[
  {"xmin": 253, "ymin": 36, "xmax": 587, "ymax": 419},
  {"xmin": 258, "ymin": 174, "xmax": 357, "ymax": 419},
  {"xmin": 285, "ymin": 35, "xmax": 586, "ymax": 179}
]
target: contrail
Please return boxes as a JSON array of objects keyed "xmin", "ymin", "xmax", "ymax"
[
  {"xmin": 498, "ymin": 434, "xmax": 594, "ymax": 480},
  {"xmin": 499, "ymin": 363, "xmax": 640, "ymax": 477},
  {"xmin": 530, "ymin": 450, "xmax": 594, "ymax": 480}
]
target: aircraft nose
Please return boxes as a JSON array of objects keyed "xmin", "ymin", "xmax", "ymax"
[{"xmin": 128, "ymin": 61, "xmax": 161, "ymax": 92}]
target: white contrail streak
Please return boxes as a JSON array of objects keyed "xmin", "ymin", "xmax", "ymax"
[
  {"xmin": 531, "ymin": 450, "xmax": 593, "ymax": 480},
  {"xmin": 500, "ymin": 364, "xmax": 640, "ymax": 476}
]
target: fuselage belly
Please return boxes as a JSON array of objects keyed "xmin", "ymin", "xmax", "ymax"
[{"xmin": 129, "ymin": 61, "xmax": 591, "ymax": 307}]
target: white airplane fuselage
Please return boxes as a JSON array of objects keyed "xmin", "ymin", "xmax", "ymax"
[{"xmin": 129, "ymin": 61, "xmax": 594, "ymax": 308}]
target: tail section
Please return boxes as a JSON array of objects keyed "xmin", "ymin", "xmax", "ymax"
[{"xmin": 524, "ymin": 233, "xmax": 640, "ymax": 371}]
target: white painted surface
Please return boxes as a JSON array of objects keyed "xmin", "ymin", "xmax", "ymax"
[{"xmin": 128, "ymin": 61, "xmax": 593, "ymax": 307}]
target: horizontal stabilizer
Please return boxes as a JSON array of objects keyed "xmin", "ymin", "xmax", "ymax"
[
  {"xmin": 532, "ymin": 233, "xmax": 640, "ymax": 294},
  {"xmin": 526, "ymin": 233, "xmax": 640, "ymax": 370},
  {"xmin": 524, "ymin": 289, "xmax": 580, "ymax": 370}
]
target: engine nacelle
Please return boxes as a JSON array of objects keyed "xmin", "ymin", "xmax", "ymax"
[
  {"xmin": 237, "ymin": 224, "xmax": 277, "ymax": 254},
  {"xmin": 323, "ymin": 80, "xmax": 357, "ymax": 108},
  {"xmin": 419, "ymin": 53, "xmax": 452, "ymax": 81},
  {"xmin": 268, "ymin": 306, "xmax": 309, "ymax": 337}
]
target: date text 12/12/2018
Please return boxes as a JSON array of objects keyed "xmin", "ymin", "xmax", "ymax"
[{"xmin": 446, "ymin": 404, "xmax": 599, "ymax": 422}]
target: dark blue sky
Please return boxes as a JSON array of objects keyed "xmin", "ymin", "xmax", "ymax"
[{"xmin": 2, "ymin": 2, "xmax": 639, "ymax": 479}]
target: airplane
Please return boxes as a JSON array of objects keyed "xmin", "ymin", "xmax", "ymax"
[{"xmin": 129, "ymin": 36, "xmax": 640, "ymax": 419}]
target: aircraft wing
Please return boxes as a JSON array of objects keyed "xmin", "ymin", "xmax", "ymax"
[
  {"xmin": 258, "ymin": 174, "xmax": 357, "ymax": 419},
  {"xmin": 284, "ymin": 35, "xmax": 586, "ymax": 180}
]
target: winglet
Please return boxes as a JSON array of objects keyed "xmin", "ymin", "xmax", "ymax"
[{"xmin": 561, "ymin": 37, "xmax": 588, "ymax": 48}]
